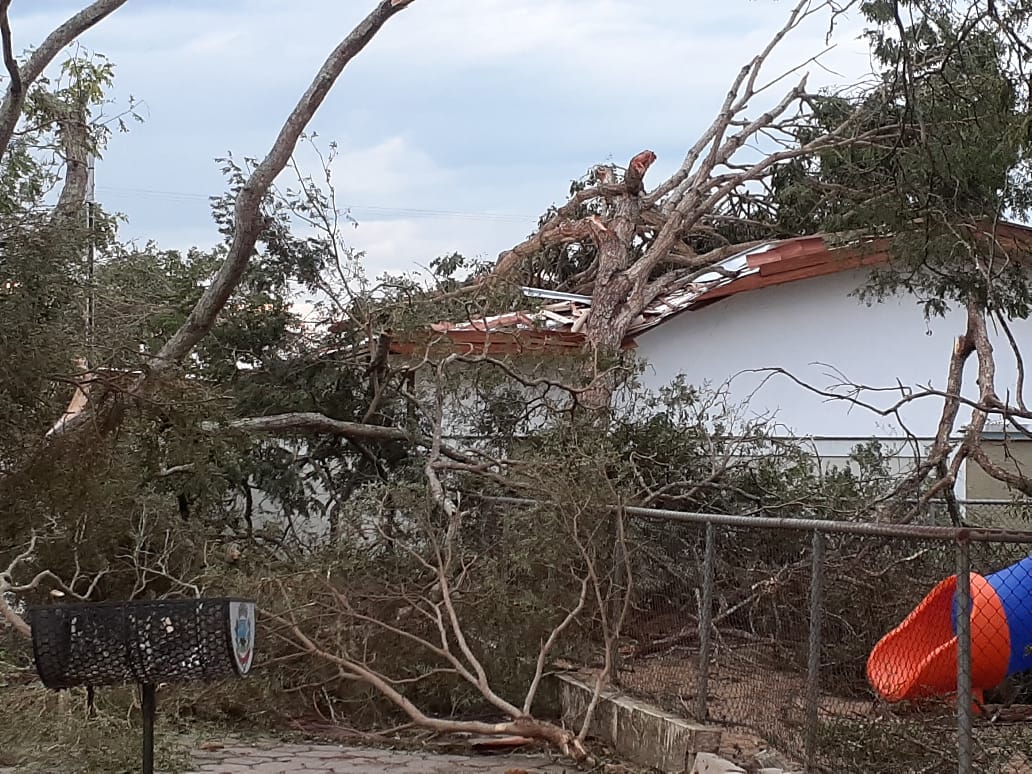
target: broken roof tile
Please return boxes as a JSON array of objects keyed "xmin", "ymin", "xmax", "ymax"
[{"xmin": 401, "ymin": 222, "xmax": 1032, "ymax": 355}]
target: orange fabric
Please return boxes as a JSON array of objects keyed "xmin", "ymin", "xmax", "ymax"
[{"xmin": 867, "ymin": 573, "xmax": 1010, "ymax": 702}]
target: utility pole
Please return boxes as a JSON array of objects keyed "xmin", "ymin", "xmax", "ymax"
[{"xmin": 85, "ymin": 152, "xmax": 95, "ymax": 365}]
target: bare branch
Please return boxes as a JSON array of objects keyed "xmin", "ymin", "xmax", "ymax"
[
  {"xmin": 1, "ymin": 534, "xmax": 106, "ymax": 638},
  {"xmin": 645, "ymin": 0, "xmax": 821, "ymax": 206},
  {"xmin": 0, "ymin": 536, "xmax": 37, "ymax": 638},
  {"xmin": 995, "ymin": 311, "xmax": 1028, "ymax": 413},
  {"xmin": 269, "ymin": 605, "xmax": 590, "ymax": 762},
  {"xmin": 213, "ymin": 412, "xmax": 415, "ymax": 444},
  {"xmin": 522, "ymin": 574, "xmax": 589, "ymax": 715},
  {"xmin": 210, "ymin": 410, "xmax": 478, "ymax": 467}
]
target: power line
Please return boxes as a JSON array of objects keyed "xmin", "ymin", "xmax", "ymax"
[{"xmin": 95, "ymin": 185, "xmax": 538, "ymax": 223}]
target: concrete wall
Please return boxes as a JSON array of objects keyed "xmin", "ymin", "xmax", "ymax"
[
  {"xmin": 965, "ymin": 440, "xmax": 1032, "ymax": 500},
  {"xmin": 634, "ymin": 268, "xmax": 1032, "ymax": 441}
]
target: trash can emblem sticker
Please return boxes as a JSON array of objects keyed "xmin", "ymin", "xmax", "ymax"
[{"xmin": 229, "ymin": 601, "xmax": 255, "ymax": 675}]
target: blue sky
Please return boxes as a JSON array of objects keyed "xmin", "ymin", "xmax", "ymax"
[{"xmin": 11, "ymin": 1, "xmax": 874, "ymax": 278}]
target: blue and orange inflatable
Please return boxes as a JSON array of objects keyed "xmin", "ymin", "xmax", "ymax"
[{"xmin": 867, "ymin": 555, "xmax": 1032, "ymax": 703}]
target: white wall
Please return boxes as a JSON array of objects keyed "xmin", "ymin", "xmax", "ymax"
[{"xmin": 634, "ymin": 268, "xmax": 1030, "ymax": 444}]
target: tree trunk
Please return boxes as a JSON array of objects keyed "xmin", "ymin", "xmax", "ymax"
[{"xmin": 574, "ymin": 156, "xmax": 657, "ymax": 410}]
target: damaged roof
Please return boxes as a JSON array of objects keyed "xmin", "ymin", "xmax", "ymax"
[
  {"xmin": 396, "ymin": 222, "xmax": 1032, "ymax": 356},
  {"xmin": 403, "ymin": 233, "xmax": 887, "ymax": 355}
]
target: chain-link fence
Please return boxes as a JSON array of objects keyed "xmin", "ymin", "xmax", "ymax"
[
  {"xmin": 617, "ymin": 507, "xmax": 1032, "ymax": 774},
  {"xmin": 913, "ymin": 499, "xmax": 1032, "ymax": 530}
]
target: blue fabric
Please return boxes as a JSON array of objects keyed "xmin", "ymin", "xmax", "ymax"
[{"xmin": 986, "ymin": 555, "xmax": 1032, "ymax": 676}]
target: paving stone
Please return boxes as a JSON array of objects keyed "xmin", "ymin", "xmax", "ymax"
[
  {"xmin": 297, "ymin": 749, "xmax": 347, "ymax": 758},
  {"xmin": 245, "ymin": 764, "xmax": 295, "ymax": 774},
  {"xmin": 179, "ymin": 739, "xmax": 569, "ymax": 774},
  {"xmin": 277, "ymin": 743, "xmax": 324, "ymax": 753},
  {"xmin": 220, "ymin": 745, "xmax": 268, "ymax": 756}
]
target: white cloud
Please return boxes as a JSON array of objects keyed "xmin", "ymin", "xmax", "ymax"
[
  {"xmin": 292, "ymin": 135, "xmax": 454, "ymax": 203},
  {"xmin": 9, "ymin": 1, "xmax": 877, "ymax": 275},
  {"xmin": 347, "ymin": 215, "xmax": 532, "ymax": 279}
]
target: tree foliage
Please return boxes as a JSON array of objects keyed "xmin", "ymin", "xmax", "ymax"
[{"xmin": 771, "ymin": 1, "xmax": 1032, "ymax": 317}]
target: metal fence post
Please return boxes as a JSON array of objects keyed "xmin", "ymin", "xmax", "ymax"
[
  {"xmin": 804, "ymin": 529, "xmax": 825, "ymax": 773},
  {"xmin": 695, "ymin": 521, "xmax": 716, "ymax": 720},
  {"xmin": 609, "ymin": 508, "xmax": 627, "ymax": 687},
  {"xmin": 955, "ymin": 537, "xmax": 973, "ymax": 774}
]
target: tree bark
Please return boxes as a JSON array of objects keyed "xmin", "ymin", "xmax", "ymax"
[
  {"xmin": 214, "ymin": 412, "xmax": 415, "ymax": 443},
  {"xmin": 51, "ymin": 98, "xmax": 91, "ymax": 222}
]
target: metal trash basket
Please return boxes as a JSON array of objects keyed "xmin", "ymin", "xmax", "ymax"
[
  {"xmin": 28, "ymin": 598, "xmax": 256, "ymax": 774},
  {"xmin": 30, "ymin": 598, "xmax": 256, "ymax": 688}
]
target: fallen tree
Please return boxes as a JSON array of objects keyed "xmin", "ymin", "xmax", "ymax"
[
  {"xmin": 485, "ymin": 0, "xmax": 894, "ymax": 358},
  {"xmin": 8, "ymin": 0, "xmax": 1032, "ymax": 765}
]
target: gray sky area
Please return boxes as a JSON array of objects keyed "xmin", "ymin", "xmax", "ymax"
[{"xmin": 12, "ymin": 1, "xmax": 875, "ymax": 278}]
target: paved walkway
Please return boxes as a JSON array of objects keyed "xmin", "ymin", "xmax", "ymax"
[{"xmin": 184, "ymin": 741, "xmax": 573, "ymax": 773}]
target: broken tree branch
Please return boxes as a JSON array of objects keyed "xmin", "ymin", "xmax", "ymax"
[
  {"xmin": 479, "ymin": 0, "xmax": 891, "ymax": 378},
  {"xmin": 271, "ymin": 605, "xmax": 590, "ymax": 761},
  {"xmin": 208, "ymin": 410, "xmax": 480, "ymax": 467},
  {"xmin": 153, "ymin": 0, "xmax": 416, "ymax": 371}
]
